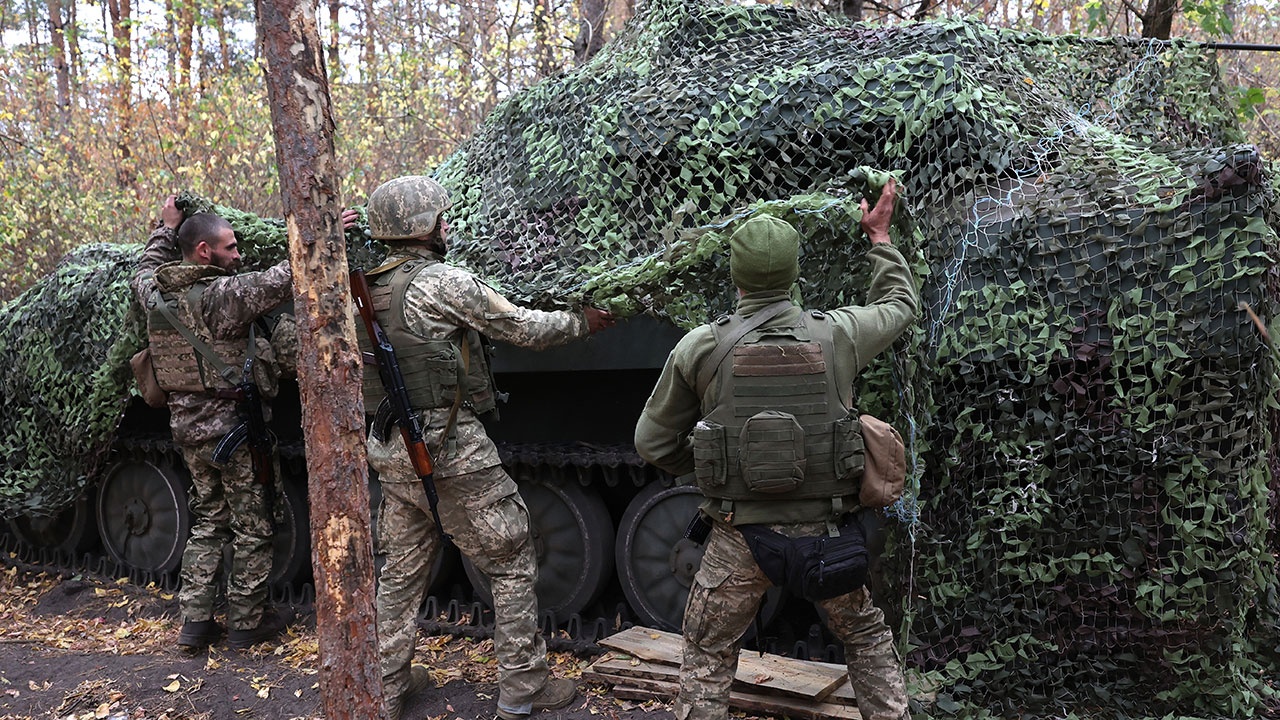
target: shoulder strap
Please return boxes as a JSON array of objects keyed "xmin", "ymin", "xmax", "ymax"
[
  {"xmin": 151, "ymin": 286, "xmax": 242, "ymax": 385},
  {"xmin": 695, "ymin": 299, "xmax": 793, "ymax": 396}
]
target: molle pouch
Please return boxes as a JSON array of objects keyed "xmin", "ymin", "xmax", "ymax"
[
  {"xmin": 738, "ymin": 410, "xmax": 806, "ymax": 494},
  {"xmin": 408, "ymin": 340, "xmax": 460, "ymax": 407},
  {"xmin": 692, "ymin": 420, "xmax": 728, "ymax": 489},
  {"xmin": 833, "ymin": 412, "xmax": 866, "ymax": 480}
]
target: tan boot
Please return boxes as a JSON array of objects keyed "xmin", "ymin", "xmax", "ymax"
[
  {"xmin": 388, "ymin": 665, "xmax": 433, "ymax": 720},
  {"xmin": 496, "ymin": 678, "xmax": 577, "ymax": 719}
]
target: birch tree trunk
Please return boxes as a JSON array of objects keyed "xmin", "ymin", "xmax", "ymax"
[{"xmin": 253, "ymin": 0, "xmax": 384, "ymax": 717}]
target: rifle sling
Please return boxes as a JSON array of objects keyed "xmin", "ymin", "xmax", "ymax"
[{"xmin": 440, "ymin": 335, "xmax": 470, "ymax": 454}]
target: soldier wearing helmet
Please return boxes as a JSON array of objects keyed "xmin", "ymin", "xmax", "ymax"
[{"xmin": 346, "ymin": 175, "xmax": 615, "ymax": 720}]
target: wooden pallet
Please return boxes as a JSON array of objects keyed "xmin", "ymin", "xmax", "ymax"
[{"xmin": 587, "ymin": 626, "xmax": 862, "ymax": 720}]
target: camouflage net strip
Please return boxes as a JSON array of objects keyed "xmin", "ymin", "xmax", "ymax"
[
  {"xmin": 1, "ymin": 1, "xmax": 1278, "ymax": 716},
  {"xmin": 0, "ymin": 244, "xmax": 144, "ymax": 515}
]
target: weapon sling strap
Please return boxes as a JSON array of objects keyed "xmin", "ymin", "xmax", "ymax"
[
  {"xmin": 439, "ymin": 332, "xmax": 471, "ymax": 456},
  {"xmin": 152, "ymin": 286, "xmax": 253, "ymax": 388},
  {"xmin": 695, "ymin": 299, "xmax": 794, "ymax": 397}
]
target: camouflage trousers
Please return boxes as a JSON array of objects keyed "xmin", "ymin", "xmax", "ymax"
[
  {"xmin": 374, "ymin": 455, "xmax": 548, "ymax": 715},
  {"xmin": 677, "ymin": 521, "xmax": 910, "ymax": 720},
  {"xmin": 178, "ymin": 439, "xmax": 272, "ymax": 631}
]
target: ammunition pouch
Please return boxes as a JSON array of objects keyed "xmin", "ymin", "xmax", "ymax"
[{"xmin": 739, "ymin": 410, "xmax": 806, "ymax": 494}]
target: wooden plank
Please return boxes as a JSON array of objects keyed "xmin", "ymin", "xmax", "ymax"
[
  {"xmin": 589, "ymin": 655, "xmax": 858, "ymax": 706},
  {"xmin": 610, "ymin": 680, "xmax": 864, "ymax": 720},
  {"xmin": 600, "ymin": 626, "xmax": 849, "ymax": 701}
]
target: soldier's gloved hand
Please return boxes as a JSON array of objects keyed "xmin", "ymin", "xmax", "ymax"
[{"xmin": 584, "ymin": 306, "xmax": 616, "ymax": 335}]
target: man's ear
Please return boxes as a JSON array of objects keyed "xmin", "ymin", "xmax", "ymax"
[{"xmin": 193, "ymin": 240, "xmax": 211, "ymax": 262}]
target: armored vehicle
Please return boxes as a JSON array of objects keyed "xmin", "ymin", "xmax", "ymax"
[{"xmin": 3, "ymin": 1, "xmax": 1278, "ymax": 716}]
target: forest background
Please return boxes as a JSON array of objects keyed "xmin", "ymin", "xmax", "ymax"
[{"xmin": 0, "ymin": 0, "xmax": 1276, "ymax": 303}]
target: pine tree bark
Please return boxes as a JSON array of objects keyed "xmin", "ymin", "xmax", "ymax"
[
  {"xmin": 574, "ymin": 0, "xmax": 608, "ymax": 64},
  {"xmin": 1141, "ymin": 0, "xmax": 1176, "ymax": 38},
  {"xmin": 105, "ymin": 0, "xmax": 132, "ymax": 187},
  {"xmin": 175, "ymin": 0, "xmax": 196, "ymax": 88},
  {"xmin": 46, "ymin": 0, "xmax": 71, "ymax": 118},
  {"xmin": 253, "ymin": 0, "xmax": 384, "ymax": 717},
  {"xmin": 327, "ymin": 0, "xmax": 341, "ymax": 80}
]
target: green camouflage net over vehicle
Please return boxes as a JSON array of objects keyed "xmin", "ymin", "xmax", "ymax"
[
  {"xmin": 1, "ymin": 0, "xmax": 1278, "ymax": 716},
  {"xmin": 0, "ymin": 244, "xmax": 144, "ymax": 516}
]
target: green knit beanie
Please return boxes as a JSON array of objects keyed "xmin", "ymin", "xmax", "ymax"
[{"xmin": 729, "ymin": 215, "xmax": 800, "ymax": 292}]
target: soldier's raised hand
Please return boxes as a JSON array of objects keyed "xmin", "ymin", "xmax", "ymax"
[
  {"xmin": 161, "ymin": 195, "xmax": 183, "ymax": 230},
  {"xmin": 860, "ymin": 177, "xmax": 897, "ymax": 246},
  {"xmin": 584, "ymin": 306, "xmax": 616, "ymax": 335}
]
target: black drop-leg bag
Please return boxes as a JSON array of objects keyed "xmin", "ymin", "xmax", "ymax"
[{"xmin": 738, "ymin": 517, "xmax": 870, "ymax": 602}]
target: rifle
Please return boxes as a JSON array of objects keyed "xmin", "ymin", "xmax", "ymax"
[
  {"xmin": 212, "ymin": 355, "xmax": 277, "ymax": 523},
  {"xmin": 350, "ymin": 268, "xmax": 452, "ymax": 544}
]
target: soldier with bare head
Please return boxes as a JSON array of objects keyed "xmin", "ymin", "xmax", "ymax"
[
  {"xmin": 132, "ymin": 195, "xmax": 295, "ymax": 652},
  {"xmin": 635, "ymin": 178, "xmax": 918, "ymax": 720},
  {"xmin": 352, "ymin": 175, "xmax": 615, "ymax": 720}
]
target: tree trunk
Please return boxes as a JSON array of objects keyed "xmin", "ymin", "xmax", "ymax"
[
  {"xmin": 67, "ymin": 0, "xmax": 81, "ymax": 89},
  {"xmin": 533, "ymin": 0, "xmax": 555, "ymax": 79},
  {"xmin": 328, "ymin": 0, "xmax": 341, "ymax": 80},
  {"xmin": 46, "ymin": 0, "xmax": 71, "ymax": 118},
  {"xmin": 574, "ymin": 0, "xmax": 608, "ymax": 65},
  {"xmin": 175, "ymin": 0, "xmax": 196, "ymax": 88},
  {"xmin": 105, "ymin": 0, "xmax": 133, "ymax": 188},
  {"xmin": 362, "ymin": 0, "xmax": 377, "ymax": 90},
  {"xmin": 253, "ymin": 0, "xmax": 384, "ymax": 718},
  {"xmin": 1141, "ymin": 0, "xmax": 1176, "ymax": 38},
  {"xmin": 214, "ymin": 4, "xmax": 229, "ymax": 72},
  {"xmin": 840, "ymin": 0, "xmax": 864, "ymax": 22}
]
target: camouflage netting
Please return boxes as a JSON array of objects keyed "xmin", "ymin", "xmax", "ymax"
[
  {"xmin": 1, "ymin": 0, "xmax": 1278, "ymax": 716},
  {"xmin": 0, "ymin": 244, "xmax": 145, "ymax": 515}
]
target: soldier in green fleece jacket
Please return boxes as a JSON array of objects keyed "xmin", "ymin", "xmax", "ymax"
[{"xmin": 634, "ymin": 178, "xmax": 919, "ymax": 720}]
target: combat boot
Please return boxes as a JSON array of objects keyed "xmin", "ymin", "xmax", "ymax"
[
  {"xmin": 176, "ymin": 619, "xmax": 224, "ymax": 650},
  {"xmin": 227, "ymin": 607, "xmax": 292, "ymax": 650},
  {"xmin": 496, "ymin": 678, "xmax": 577, "ymax": 719},
  {"xmin": 387, "ymin": 665, "xmax": 434, "ymax": 720}
]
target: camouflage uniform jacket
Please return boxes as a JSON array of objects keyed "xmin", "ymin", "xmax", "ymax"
[
  {"xmin": 133, "ymin": 227, "xmax": 293, "ymax": 446},
  {"xmin": 366, "ymin": 246, "xmax": 588, "ymax": 479},
  {"xmin": 634, "ymin": 243, "xmax": 919, "ymax": 522}
]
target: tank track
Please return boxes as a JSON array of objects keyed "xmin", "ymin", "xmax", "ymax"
[{"xmin": 3, "ymin": 438, "xmax": 845, "ymax": 662}]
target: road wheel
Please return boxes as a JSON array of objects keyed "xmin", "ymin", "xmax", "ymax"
[
  {"xmin": 463, "ymin": 478, "xmax": 614, "ymax": 620},
  {"xmin": 96, "ymin": 452, "xmax": 190, "ymax": 576}
]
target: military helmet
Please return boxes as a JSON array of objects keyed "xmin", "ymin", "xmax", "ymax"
[{"xmin": 367, "ymin": 176, "xmax": 453, "ymax": 240}]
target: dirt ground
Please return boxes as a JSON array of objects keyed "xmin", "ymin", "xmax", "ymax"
[{"xmin": 0, "ymin": 560, "xmax": 679, "ymax": 720}]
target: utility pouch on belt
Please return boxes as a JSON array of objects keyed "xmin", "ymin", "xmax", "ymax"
[{"xmin": 739, "ymin": 515, "xmax": 869, "ymax": 602}]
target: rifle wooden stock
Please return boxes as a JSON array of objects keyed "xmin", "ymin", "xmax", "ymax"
[{"xmin": 402, "ymin": 432, "xmax": 435, "ymax": 478}]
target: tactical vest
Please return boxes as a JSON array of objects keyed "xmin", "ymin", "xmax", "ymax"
[
  {"xmin": 356, "ymin": 256, "xmax": 497, "ymax": 416},
  {"xmin": 692, "ymin": 310, "xmax": 864, "ymax": 525},
  {"xmin": 146, "ymin": 282, "xmax": 251, "ymax": 393}
]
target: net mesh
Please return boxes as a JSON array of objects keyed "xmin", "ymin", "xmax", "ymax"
[{"xmin": 1, "ymin": 1, "xmax": 1278, "ymax": 715}]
